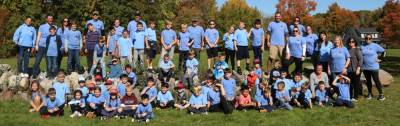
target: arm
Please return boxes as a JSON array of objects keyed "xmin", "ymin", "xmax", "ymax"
[
  {"xmin": 13, "ymin": 26, "xmax": 22, "ymax": 44},
  {"xmin": 106, "ymin": 34, "xmax": 110, "ymax": 49},
  {"xmin": 215, "ymin": 32, "xmax": 220, "ymax": 47},
  {"xmin": 261, "ymin": 31, "xmax": 265, "ymax": 50},
  {"xmin": 145, "ymin": 36, "xmax": 149, "ymax": 48},
  {"xmin": 35, "ymin": 31, "xmax": 42, "ymax": 50},
  {"xmin": 356, "ymin": 49, "xmax": 363, "ymax": 74}
]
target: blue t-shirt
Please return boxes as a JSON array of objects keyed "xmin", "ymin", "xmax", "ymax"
[
  {"xmin": 330, "ymin": 47, "xmax": 350, "ymax": 73},
  {"xmin": 178, "ymin": 31, "xmax": 191, "ymax": 51},
  {"xmin": 13, "ymin": 23, "xmax": 36, "ymax": 47},
  {"xmin": 117, "ymin": 83, "xmax": 126, "ymax": 97},
  {"xmin": 118, "ymin": 37, "xmax": 133, "ymax": 57},
  {"xmin": 99, "ymin": 84, "xmax": 110, "ymax": 99},
  {"xmin": 316, "ymin": 89, "xmax": 328, "ymax": 102},
  {"xmin": 105, "ymin": 99, "xmax": 121, "ymax": 109},
  {"xmin": 361, "ymin": 43, "xmax": 385, "ymax": 70},
  {"xmin": 189, "ymin": 94, "xmax": 207, "ymax": 106},
  {"xmin": 289, "ymin": 24, "xmax": 306, "ymax": 35},
  {"xmin": 78, "ymin": 86, "xmax": 89, "ymax": 97},
  {"xmin": 127, "ymin": 20, "xmax": 147, "ymax": 34},
  {"xmin": 201, "ymin": 85, "xmax": 213, "ymax": 98},
  {"xmin": 87, "ymin": 95, "xmax": 106, "ymax": 104},
  {"xmin": 208, "ymin": 89, "xmax": 221, "ymax": 105},
  {"xmin": 38, "ymin": 23, "xmax": 57, "ymax": 47},
  {"xmin": 273, "ymin": 78, "xmax": 294, "ymax": 92},
  {"xmin": 268, "ymin": 21, "xmax": 288, "ymax": 46},
  {"xmin": 132, "ymin": 30, "xmax": 147, "ymax": 49},
  {"xmin": 316, "ymin": 41, "xmax": 333, "ymax": 62},
  {"xmin": 146, "ymin": 86, "xmax": 158, "ymax": 100},
  {"xmin": 234, "ymin": 29, "xmax": 248, "ymax": 46},
  {"xmin": 161, "ymin": 29, "xmax": 177, "ymax": 46},
  {"xmin": 250, "ymin": 28, "xmax": 264, "ymax": 46},
  {"xmin": 52, "ymin": 82, "xmax": 70, "ymax": 103},
  {"xmin": 222, "ymin": 78, "xmax": 236, "ymax": 99},
  {"xmin": 204, "ymin": 28, "xmax": 219, "ymax": 49},
  {"xmin": 86, "ymin": 19, "xmax": 104, "ymax": 35},
  {"xmin": 159, "ymin": 60, "xmax": 174, "ymax": 72},
  {"xmin": 188, "ymin": 25, "xmax": 204, "ymax": 49},
  {"xmin": 65, "ymin": 30, "xmax": 82, "ymax": 49},
  {"xmin": 186, "ymin": 58, "xmax": 199, "ymax": 69},
  {"xmin": 337, "ymin": 83, "xmax": 350, "ymax": 101},
  {"xmin": 293, "ymin": 80, "xmax": 306, "ymax": 88},
  {"xmin": 156, "ymin": 91, "xmax": 174, "ymax": 103},
  {"xmin": 108, "ymin": 34, "xmax": 117, "ymax": 52},
  {"xmin": 255, "ymin": 81, "xmax": 263, "ymax": 102},
  {"xmin": 288, "ymin": 36, "xmax": 306, "ymax": 58},
  {"xmin": 146, "ymin": 28, "xmax": 157, "ymax": 41},
  {"xmin": 47, "ymin": 35, "xmax": 59, "ymax": 56},
  {"xmin": 94, "ymin": 44, "xmax": 105, "ymax": 57},
  {"xmin": 44, "ymin": 97, "xmax": 63, "ymax": 110},
  {"xmin": 304, "ymin": 33, "xmax": 318, "ymax": 55},
  {"xmin": 275, "ymin": 90, "xmax": 290, "ymax": 100},
  {"xmin": 223, "ymin": 33, "xmax": 235, "ymax": 50},
  {"xmin": 135, "ymin": 103, "xmax": 152, "ymax": 114},
  {"xmin": 213, "ymin": 61, "xmax": 229, "ymax": 79},
  {"xmin": 114, "ymin": 26, "xmax": 125, "ymax": 39},
  {"xmin": 258, "ymin": 95, "xmax": 270, "ymax": 106}
]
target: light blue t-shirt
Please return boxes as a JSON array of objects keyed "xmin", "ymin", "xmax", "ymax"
[
  {"xmin": 47, "ymin": 35, "xmax": 59, "ymax": 56},
  {"xmin": 204, "ymin": 28, "xmax": 219, "ymax": 49},
  {"xmin": 316, "ymin": 89, "xmax": 327, "ymax": 102},
  {"xmin": 38, "ymin": 23, "xmax": 57, "ymax": 47},
  {"xmin": 288, "ymin": 36, "xmax": 306, "ymax": 58},
  {"xmin": 52, "ymin": 81, "xmax": 70, "ymax": 103},
  {"xmin": 159, "ymin": 60, "xmax": 174, "ymax": 72},
  {"xmin": 146, "ymin": 86, "xmax": 158, "ymax": 100},
  {"xmin": 316, "ymin": 41, "xmax": 333, "ymax": 62},
  {"xmin": 250, "ymin": 28, "xmax": 264, "ymax": 46},
  {"xmin": 186, "ymin": 58, "xmax": 199, "ymax": 69},
  {"xmin": 161, "ymin": 29, "xmax": 177, "ymax": 46},
  {"xmin": 135, "ymin": 103, "xmax": 152, "ymax": 114},
  {"xmin": 188, "ymin": 25, "xmax": 204, "ymax": 49},
  {"xmin": 223, "ymin": 33, "xmax": 235, "ymax": 50},
  {"xmin": 213, "ymin": 61, "xmax": 229, "ymax": 79},
  {"xmin": 234, "ymin": 29, "xmax": 248, "ymax": 46},
  {"xmin": 189, "ymin": 94, "xmax": 207, "ymax": 106},
  {"xmin": 87, "ymin": 95, "xmax": 106, "ymax": 104},
  {"xmin": 78, "ymin": 86, "xmax": 89, "ymax": 97},
  {"xmin": 117, "ymin": 83, "xmax": 126, "ymax": 97},
  {"xmin": 86, "ymin": 19, "xmax": 104, "ymax": 35},
  {"xmin": 127, "ymin": 20, "xmax": 147, "ymax": 34},
  {"xmin": 156, "ymin": 91, "xmax": 174, "ymax": 103},
  {"xmin": 222, "ymin": 78, "xmax": 236, "ymax": 99},
  {"xmin": 361, "ymin": 43, "xmax": 385, "ymax": 70},
  {"xmin": 13, "ymin": 23, "xmax": 36, "ymax": 47},
  {"xmin": 275, "ymin": 90, "xmax": 290, "ymax": 100},
  {"xmin": 337, "ymin": 83, "xmax": 350, "ymax": 101},
  {"xmin": 108, "ymin": 34, "xmax": 117, "ymax": 52},
  {"xmin": 132, "ymin": 30, "xmax": 147, "ymax": 49},
  {"xmin": 146, "ymin": 28, "xmax": 157, "ymax": 41},
  {"xmin": 305, "ymin": 33, "xmax": 318, "ymax": 55},
  {"xmin": 118, "ymin": 37, "xmax": 133, "ymax": 57},
  {"xmin": 178, "ymin": 31, "xmax": 191, "ymax": 51},
  {"xmin": 114, "ymin": 26, "xmax": 125, "ymax": 39},
  {"xmin": 44, "ymin": 97, "xmax": 63, "ymax": 110},
  {"xmin": 201, "ymin": 85, "xmax": 213, "ymax": 98},
  {"xmin": 258, "ymin": 95, "xmax": 271, "ymax": 106},
  {"xmin": 268, "ymin": 21, "xmax": 288, "ymax": 46},
  {"xmin": 330, "ymin": 47, "xmax": 350, "ymax": 73},
  {"xmin": 65, "ymin": 30, "xmax": 82, "ymax": 49},
  {"xmin": 208, "ymin": 89, "xmax": 221, "ymax": 105}
]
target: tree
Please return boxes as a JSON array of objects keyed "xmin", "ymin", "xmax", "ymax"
[
  {"xmin": 377, "ymin": 0, "xmax": 400, "ymax": 47},
  {"xmin": 324, "ymin": 3, "xmax": 359, "ymax": 35},
  {"xmin": 216, "ymin": 0, "xmax": 262, "ymax": 34},
  {"xmin": 174, "ymin": 0, "xmax": 217, "ymax": 27},
  {"xmin": 275, "ymin": 0, "xmax": 317, "ymax": 25}
]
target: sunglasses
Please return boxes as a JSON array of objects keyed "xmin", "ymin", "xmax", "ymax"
[
  {"xmin": 294, "ymin": 30, "xmax": 299, "ymax": 32},
  {"xmin": 210, "ymin": 24, "xmax": 215, "ymax": 25}
]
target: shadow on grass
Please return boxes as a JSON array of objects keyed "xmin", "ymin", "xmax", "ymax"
[{"xmin": 381, "ymin": 56, "xmax": 400, "ymax": 76}]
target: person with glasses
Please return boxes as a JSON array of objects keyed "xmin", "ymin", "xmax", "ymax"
[
  {"xmin": 56, "ymin": 18, "xmax": 70, "ymax": 71},
  {"xmin": 13, "ymin": 16, "xmax": 36, "ymax": 76},
  {"xmin": 289, "ymin": 17, "xmax": 306, "ymax": 36},
  {"xmin": 361, "ymin": 34, "xmax": 386, "ymax": 100},
  {"xmin": 86, "ymin": 11, "xmax": 105, "ymax": 36},
  {"xmin": 267, "ymin": 12, "xmax": 289, "ymax": 74},
  {"xmin": 188, "ymin": 18, "xmax": 205, "ymax": 61},
  {"xmin": 204, "ymin": 20, "xmax": 220, "ymax": 69},
  {"xmin": 347, "ymin": 38, "xmax": 363, "ymax": 101},
  {"xmin": 283, "ymin": 27, "xmax": 306, "ymax": 74},
  {"xmin": 249, "ymin": 19, "xmax": 265, "ymax": 66},
  {"xmin": 222, "ymin": 26, "xmax": 236, "ymax": 69}
]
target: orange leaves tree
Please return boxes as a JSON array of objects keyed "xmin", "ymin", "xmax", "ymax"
[
  {"xmin": 275, "ymin": 0, "xmax": 317, "ymax": 25},
  {"xmin": 323, "ymin": 3, "xmax": 359, "ymax": 35},
  {"xmin": 377, "ymin": 0, "xmax": 400, "ymax": 46}
]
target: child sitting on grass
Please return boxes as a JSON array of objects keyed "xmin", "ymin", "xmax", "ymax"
[
  {"xmin": 275, "ymin": 82, "xmax": 293, "ymax": 111},
  {"xmin": 188, "ymin": 86, "xmax": 208, "ymax": 115},
  {"xmin": 208, "ymin": 82, "xmax": 233, "ymax": 114},
  {"xmin": 292, "ymin": 73, "xmax": 306, "ymax": 90},
  {"xmin": 254, "ymin": 59, "xmax": 263, "ymax": 79},
  {"xmin": 213, "ymin": 54, "xmax": 229, "ymax": 80},
  {"xmin": 257, "ymin": 88, "xmax": 274, "ymax": 113},
  {"xmin": 52, "ymin": 71, "xmax": 69, "ymax": 116},
  {"xmin": 315, "ymin": 81, "xmax": 330, "ymax": 107},
  {"xmin": 133, "ymin": 94, "xmax": 154, "ymax": 123},
  {"xmin": 245, "ymin": 67, "xmax": 259, "ymax": 90},
  {"xmin": 118, "ymin": 87, "xmax": 138, "ymax": 118},
  {"xmin": 86, "ymin": 87, "xmax": 106, "ymax": 118},
  {"xmin": 332, "ymin": 75, "xmax": 354, "ymax": 108},
  {"xmin": 28, "ymin": 81, "xmax": 45, "ymax": 113},
  {"xmin": 174, "ymin": 82, "xmax": 191, "ymax": 110},
  {"xmin": 77, "ymin": 77, "xmax": 89, "ymax": 100},
  {"xmin": 40, "ymin": 88, "xmax": 64, "ymax": 118},
  {"xmin": 293, "ymin": 84, "xmax": 313, "ymax": 109},
  {"xmin": 117, "ymin": 74, "xmax": 129, "ymax": 97},
  {"xmin": 69, "ymin": 90, "xmax": 86, "ymax": 118},
  {"xmin": 141, "ymin": 77, "xmax": 158, "ymax": 106},
  {"xmin": 235, "ymin": 87, "xmax": 256, "ymax": 111},
  {"xmin": 101, "ymin": 88, "xmax": 121, "ymax": 120},
  {"xmin": 156, "ymin": 83, "xmax": 174, "ymax": 109},
  {"xmin": 108, "ymin": 58, "xmax": 123, "ymax": 79},
  {"xmin": 123, "ymin": 65, "xmax": 137, "ymax": 86}
]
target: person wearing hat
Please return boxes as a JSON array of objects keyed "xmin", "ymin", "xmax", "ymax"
[
  {"xmin": 188, "ymin": 18, "xmax": 205, "ymax": 60},
  {"xmin": 77, "ymin": 77, "xmax": 89, "ymax": 99},
  {"xmin": 128, "ymin": 11, "xmax": 147, "ymax": 40},
  {"xmin": 173, "ymin": 81, "xmax": 191, "ymax": 110},
  {"xmin": 86, "ymin": 11, "xmax": 105, "ymax": 35}
]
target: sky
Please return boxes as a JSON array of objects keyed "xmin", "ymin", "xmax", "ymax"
[{"xmin": 216, "ymin": 0, "xmax": 387, "ymax": 16}]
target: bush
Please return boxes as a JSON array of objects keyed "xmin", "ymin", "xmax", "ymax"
[{"xmin": 0, "ymin": 40, "xmax": 17, "ymax": 58}]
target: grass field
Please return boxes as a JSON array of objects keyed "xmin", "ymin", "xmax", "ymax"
[{"xmin": 0, "ymin": 50, "xmax": 399, "ymax": 126}]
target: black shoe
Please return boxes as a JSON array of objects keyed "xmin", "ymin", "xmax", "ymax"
[
  {"xmin": 237, "ymin": 67, "xmax": 242, "ymax": 75},
  {"xmin": 366, "ymin": 93, "xmax": 373, "ymax": 100},
  {"xmin": 378, "ymin": 94, "xmax": 385, "ymax": 101}
]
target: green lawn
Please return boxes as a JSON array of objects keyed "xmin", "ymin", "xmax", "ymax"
[{"xmin": 0, "ymin": 49, "xmax": 399, "ymax": 126}]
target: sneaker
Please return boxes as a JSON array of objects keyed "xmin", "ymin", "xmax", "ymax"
[
  {"xmin": 190, "ymin": 112, "xmax": 194, "ymax": 115},
  {"xmin": 77, "ymin": 112, "xmax": 83, "ymax": 117},
  {"xmin": 131, "ymin": 118, "xmax": 135, "ymax": 122},
  {"xmin": 243, "ymin": 109, "xmax": 247, "ymax": 112},
  {"xmin": 29, "ymin": 109, "xmax": 35, "ymax": 113},
  {"xmin": 378, "ymin": 94, "xmax": 385, "ymax": 101},
  {"xmin": 41, "ymin": 114, "xmax": 50, "ymax": 119},
  {"xmin": 204, "ymin": 112, "xmax": 208, "ymax": 115},
  {"xmin": 145, "ymin": 119, "xmax": 150, "ymax": 123},
  {"xmin": 367, "ymin": 94, "xmax": 373, "ymax": 100},
  {"xmin": 100, "ymin": 116, "xmax": 107, "ymax": 120},
  {"xmin": 351, "ymin": 98, "xmax": 358, "ymax": 102}
]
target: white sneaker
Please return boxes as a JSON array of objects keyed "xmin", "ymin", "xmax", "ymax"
[
  {"xmin": 70, "ymin": 114, "xmax": 75, "ymax": 118},
  {"xmin": 145, "ymin": 119, "xmax": 150, "ymax": 123},
  {"xmin": 190, "ymin": 112, "xmax": 194, "ymax": 115},
  {"xmin": 77, "ymin": 112, "xmax": 82, "ymax": 117},
  {"xmin": 131, "ymin": 118, "xmax": 135, "ymax": 122},
  {"xmin": 204, "ymin": 112, "xmax": 208, "ymax": 115}
]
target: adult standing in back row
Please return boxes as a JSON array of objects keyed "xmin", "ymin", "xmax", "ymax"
[
  {"xmin": 33, "ymin": 15, "xmax": 57, "ymax": 78},
  {"xmin": 86, "ymin": 11, "xmax": 104, "ymax": 36},
  {"xmin": 188, "ymin": 18, "xmax": 204, "ymax": 60},
  {"xmin": 128, "ymin": 11, "xmax": 147, "ymax": 42},
  {"xmin": 267, "ymin": 12, "xmax": 288, "ymax": 73},
  {"xmin": 13, "ymin": 16, "xmax": 36, "ymax": 76}
]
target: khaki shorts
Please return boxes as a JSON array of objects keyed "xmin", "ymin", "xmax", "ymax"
[{"xmin": 269, "ymin": 45, "xmax": 284, "ymax": 61}]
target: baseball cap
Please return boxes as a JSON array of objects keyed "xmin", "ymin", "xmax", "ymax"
[
  {"xmin": 78, "ymin": 76, "xmax": 85, "ymax": 83},
  {"xmin": 105, "ymin": 79, "xmax": 113, "ymax": 85},
  {"xmin": 94, "ymin": 75, "xmax": 102, "ymax": 81},
  {"xmin": 87, "ymin": 82, "xmax": 95, "ymax": 89},
  {"xmin": 176, "ymin": 81, "xmax": 184, "ymax": 89},
  {"xmin": 110, "ymin": 88, "xmax": 118, "ymax": 95}
]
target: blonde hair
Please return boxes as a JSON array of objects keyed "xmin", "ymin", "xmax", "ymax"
[
  {"xmin": 193, "ymin": 86, "xmax": 202, "ymax": 94},
  {"xmin": 334, "ymin": 36, "xmax": 344, "ymax": 47},
  {"xmin": 181, "ymin": 23, "xmax": 187, "ymax": 28}
]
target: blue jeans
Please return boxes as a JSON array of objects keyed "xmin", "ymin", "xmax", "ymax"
[
  {"xmin": 47, "ymin": 56, "xmax": 58, "ymax": 78},
  {"xmin": 33, "ymin": 47, "xmax": 47, "ymax": 77},
  {"xmin": 252, "ymin": 46, "xmax": 263, "ymax": 65},
  {"xmin": 90, "ymin": 57, "xmax": 106, "ymax": 78},
  {"xmin": 17, "ymin": 46, "xmax": 31, "ymax": 74},
  {"xmin": 67, "ymin": 49, "xmax": 81, "ymax": 72}
]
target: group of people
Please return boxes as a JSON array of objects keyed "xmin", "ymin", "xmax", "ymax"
[{"xmin": 13, "ymin": 11, "xmax": 387, "ymax": 122}]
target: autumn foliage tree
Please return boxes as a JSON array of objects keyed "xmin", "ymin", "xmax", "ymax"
[
  {"xmin": 275, "ymin": 0, "xmax": 317, "ymax": 25},
  {"xmin": 377, "ymin": 0, "xmax": 400, "ymax": 46},
  {"xmin": 323, "ymin": 3, "xmax": 359, "ymax": 35},
  {"xmin": 175, "ymin": 0, "xmax": 217, "ymax": 27}
]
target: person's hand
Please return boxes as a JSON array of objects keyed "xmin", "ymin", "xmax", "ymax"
[
  {"xmin": 48, "ymin": 109, "xmax": 54, "ymax": 113},
  {"xmin": 327, "ymin": 69, "xmax": 331, "ymax": 76},
  {"xmin": 234, "ymin": 46, "xmax": 238, "ymax": 51},
  {"xmin": 376, "ymin": 58, "xmax": 382, "ymax": 63},
  {"xmin": 261, "ymin": 46, "xmax": 264, "ymax": 52},
  {"xmin": 301, "ymin": 56, "xmax": 305, "ymax": 61},
  {"xmin": 90, "ymin": 103, "xmax": 95, "ymax": 108},
  {"xmin": 35, "ymin": 45, "xmax": 39, "ymax": 52},
  {"xmin": 64, "ymin": 48, "xmax": 68, "ymax": 53},
  {"xmin": 356, "ymin": 68, "xmax": 361, "ymax": 75},
  {"xmin": 286, "ymin": 54, "xmax": 291, "ymax": 60},
  {"xmin": 341, "ymin": 68, "xmax": 347, "ymax": 75},
  {"xmin": 201, "ymin": 47, "xmax": 204, "ymax": 51},
  {"xmin": 84, "ymin": 49, "xmax": 88, "ymax": 53},
  {"xmin": 267, "ymin": 42, "xmax": 271, "ymax": 48}
]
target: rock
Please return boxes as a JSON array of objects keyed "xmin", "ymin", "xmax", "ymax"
[
  {"xmin": 40, "ymin": 78, "xmax": 53, "ymax": 93},
  {"xmin": 66, "ymin": 72, "xmax": 80, "ymax": 90},
  {"xmin": 0, "ymin": 64, "xmax": 11, "ymax": 73},
  {"xmin": 7, "ymin": 75, "xmax": 18, "ymax": 90},
  {"xmin": 19, "ymin": 77, "xmax": 29, "ymax": 91},
  {"xmin": 360, "ymin": 69, "xmax": 394, "ymax": 86},
  {"xmin": 0, "ymin": 71, "xmax": 12, "ymax": 90}
]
